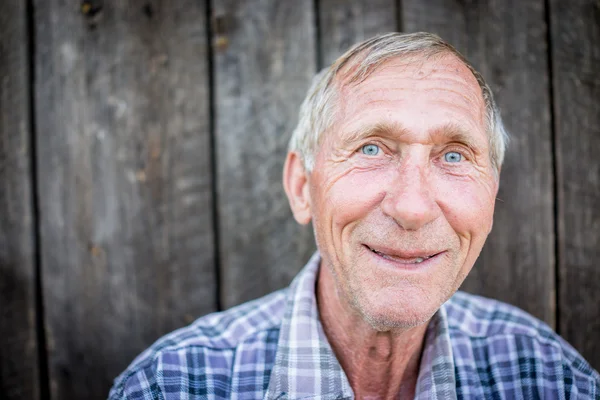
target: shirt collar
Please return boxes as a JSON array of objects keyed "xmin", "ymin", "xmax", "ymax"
[
  {"xmin": 414, "ymin": 303, "xmax": 457, "ymax": 400},
  {"xmin": 265, "ymin": 252, "xmax": 457, "ymax": 400}
]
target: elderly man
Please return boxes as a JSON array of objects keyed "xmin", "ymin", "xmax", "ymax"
[{"xmin": 110, "ymin": 32, "xmax": 599, "ymax": 399}]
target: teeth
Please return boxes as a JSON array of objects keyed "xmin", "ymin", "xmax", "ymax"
[{"xmin": 369, "ymin": 247, "xmax": 432, "ymax": 263}]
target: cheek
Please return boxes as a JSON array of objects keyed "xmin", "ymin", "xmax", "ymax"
[
  {"xmin": 434, "ymin": 176, "xmax": 496, "ymax": 238},
  {"xmin": 325, "ymin": 169, "xmax": 389, "ymax": 228}
]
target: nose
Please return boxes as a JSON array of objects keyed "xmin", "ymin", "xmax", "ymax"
[{"xmin": 381, "ymin": 162, "xmax": 440, "ymax": 231}]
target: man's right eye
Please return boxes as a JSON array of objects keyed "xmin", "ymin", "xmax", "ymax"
[{"xmin": 361, "ymin": 144, "xmax": 380, "ymax": 156}]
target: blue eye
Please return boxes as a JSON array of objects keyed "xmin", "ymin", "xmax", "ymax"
[
  {"xmin": 444, "ymin": 151, "xmax": 462, "ymax": 163},
  {"xmin": 361, "ymin": 144, "xmax": 380, "ymax": 156}
]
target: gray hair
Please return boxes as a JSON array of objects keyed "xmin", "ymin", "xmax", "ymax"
[{"xmin": 288, "ymin": 32, "xmax": 509, "ymax": 176}]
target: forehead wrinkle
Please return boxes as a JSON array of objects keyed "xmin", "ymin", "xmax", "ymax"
[
  {"xmin": 421, "ymin": 85, "xmax": 486, "ymax": 126},
  {"xmin": 330, "ymin": 54, "xmax": 489, "ymax": 153}
]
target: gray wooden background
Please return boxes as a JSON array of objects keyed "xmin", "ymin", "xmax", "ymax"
[{"xmin": 1, "ymin": 0, "xmax": 598, "ymax": 399}]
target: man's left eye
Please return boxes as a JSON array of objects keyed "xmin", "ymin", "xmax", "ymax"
[{"xmin": 444, "ymin": 151, "xmax": 463, "ymax": 163}]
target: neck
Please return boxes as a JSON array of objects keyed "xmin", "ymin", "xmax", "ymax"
[{"xmin": 317, "ymin": 261, "xmax": 428, "ymax": 399}]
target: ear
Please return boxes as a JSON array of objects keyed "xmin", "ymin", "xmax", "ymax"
[{"xmin": 283, "ymin": 151, "xmax": 312, "ymax": 225}]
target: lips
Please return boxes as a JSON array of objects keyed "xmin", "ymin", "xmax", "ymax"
[{"xmin": 364, "ymin": 244, "xmax": 440, "ymax": 264}]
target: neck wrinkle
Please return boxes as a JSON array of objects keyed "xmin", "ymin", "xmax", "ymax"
[{"xmin": 316, "ymin": 260, "xmax": 428, "ymax": 399}]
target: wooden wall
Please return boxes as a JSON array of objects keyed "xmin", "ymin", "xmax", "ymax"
[{"xmin": 0, "ymin": 0, "xmax": 598, "ymax": 398}]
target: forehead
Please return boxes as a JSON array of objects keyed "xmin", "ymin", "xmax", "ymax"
[{"xmin": 330, "ymin": 53, "xmax": 488, "ymax": 145}]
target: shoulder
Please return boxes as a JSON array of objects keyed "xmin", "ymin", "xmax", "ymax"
[
  {"xmin": 445, "ymin": 291, "xmax": 555, "ymax": 338},
  {"xmin": 445, "ymin": 291, "xmax": 599, "ymax": 398},
  {"xmin": 108, "ymin": 289, "xmax": 287, "ymax": 399}
]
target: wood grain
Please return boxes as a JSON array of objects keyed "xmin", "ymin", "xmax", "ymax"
[
  {"xmin": 402, "ymin": 0, "xmax": 556, "ymax": 326},
  {"xmin": 1, "ymin": 1, "xmax": 598, "ymax": 396},
  {"xmin": 0, "ymin": 1, "xmax": 40, "ymax": 399},
  {"xmin": 318, "ymin": 0, "xmax": 398, "ymax": 67},
  {"xmin": 33, "ymin": 1, "xmax": 216, "ymax": 398},
  {"xmin": 213, "ymin": 0, "xmax": 317, "ymax": 309},
  {"xmin": 550, "ymin": 0, "xmax": 600, "ymax": 370}
]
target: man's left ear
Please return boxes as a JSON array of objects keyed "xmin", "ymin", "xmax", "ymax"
[{"xmin": 283, "ymin": 151, "xmax": 312, "ymax": 225}]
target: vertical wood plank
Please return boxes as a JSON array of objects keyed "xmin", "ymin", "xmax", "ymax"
[
  {"xmin": 318, "ymin": 0, "xmax": 398, "ymax": 67},
  {"xmin": 402, "ymin": 0, "xmax": 555, "ymax": 325},
  {"xmin": 213, "ymin": 0, "xmax": 317, "ymax": 308},
  {"xmin": 550, "ymin": 0, "xmax": 600, "ymax": 370},
  {"xmin": 0, "ymin": 1, "xmax": 40, "ymax": 399},
  {"xmin": 34, "ymin": 1, "xmax": 216, "ymax": 398}
]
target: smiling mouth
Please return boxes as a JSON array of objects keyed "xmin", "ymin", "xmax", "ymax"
[{"xmin": 365, "ymin": 245, "xmax": 439, "ymax": 264}]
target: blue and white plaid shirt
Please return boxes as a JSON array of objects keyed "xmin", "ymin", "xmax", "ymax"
[{"xmin": 109, "ymin": 253, "xmax": 599, "ymax": 399}]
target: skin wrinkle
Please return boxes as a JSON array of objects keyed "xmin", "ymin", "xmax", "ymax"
[
  {"xmin": 289, "ymin": 35, "xmax": 509, "ymax": 177},
  {"xmin": 337, "ymin": 57, "xmax": 489, "ymax": 159},
  {"xmin": 358, "ymin": 71, "xmax": 484, "ymax": 116},
  {"xmin": 283, "ymin": 53, "xmax": 498, "ymax": 399}
]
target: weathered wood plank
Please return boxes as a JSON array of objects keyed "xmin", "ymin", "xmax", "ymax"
[
  {"xmin": 34, "ymin": 1, "xmax": 216, "ymax": 398},
  {"xmin": 213, "ymin": 0, "xmax": 317, "ymax": 308},
  {"xmin": 318, "ymin": 0, "xmax": 398, "ymax": 67},
  {"xmin": 550, "ymin": 0, "xmax": 600, "ymax": 370},
  {"xmin": 402, "ymin": 0, "xmax": 555, "ymax": 326},
  {"xmin": 0, "ymin": 1, "xmax": 40, "ymax": 399}
]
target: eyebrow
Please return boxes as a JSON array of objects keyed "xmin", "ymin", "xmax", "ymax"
[
  {"xmin": 340, "ymin": 121, "xmax": 410, "ymax": 147},
  {"xmin": 341, "ymin": 121, "xmax": 485, "ymax": 153},
  {"xmin": 429, "ymin": 122, "xmax": 486, "ymax": 153}
]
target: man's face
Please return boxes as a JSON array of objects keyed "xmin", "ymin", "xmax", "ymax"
[{"xmin": 304, "ymin": 54, "xmax": 498, "ymax": 329}]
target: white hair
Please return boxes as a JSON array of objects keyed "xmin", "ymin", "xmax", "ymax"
[{"xmin": 288, "ymin": 32, "xmax": 509, "ymax": 176}]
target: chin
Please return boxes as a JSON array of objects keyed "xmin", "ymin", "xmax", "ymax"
[
  {"xmin": 352, "ymin": 288, "xmax": 448, "ymax": 332},
  {"xmin": 362, "ymin": 311, "xmax": 432, "ymax": 332}
]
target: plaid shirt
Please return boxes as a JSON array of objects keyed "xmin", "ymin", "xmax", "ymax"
[{"xmin": 109, "ymin": 253, "xmax": 599, "ymax": 399}]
